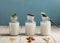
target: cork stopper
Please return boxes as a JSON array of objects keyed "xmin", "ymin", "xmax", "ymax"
[
  {"xmin": 27, "ymin": 14, "xmax": 34, "ymax": 16},
  {"xmin": 42, "ymin": 14, "xmax": 47, "ymax": 17},
  {"xmin": 41, "ymin": 12, "xmax": 47, "ymax": 17}
]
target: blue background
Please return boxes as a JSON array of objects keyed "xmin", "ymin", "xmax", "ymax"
[{"xmin": 0, "ymin": 0, "xmax": 60, "ymax": 26}]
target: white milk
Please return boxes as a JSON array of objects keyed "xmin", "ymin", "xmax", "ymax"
[
  {"xmin": 40, "ymin": 21, "xmax": 51, "ymax": 35},
  {"xmin": 25, "ymin": 22, "xmax": 36, "ymax": 35},
  {"xmin": 9, "ymin": 22, "xmax": 19, "ymax": 35}
]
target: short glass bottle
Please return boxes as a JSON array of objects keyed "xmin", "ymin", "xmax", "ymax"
[
  {"xmin": 9, "ymin": 15, "xmax": 19, "ymax": 35},
  {"xmin": 25, "ymin": 14, "xmax": 36, "ymax": 36}
]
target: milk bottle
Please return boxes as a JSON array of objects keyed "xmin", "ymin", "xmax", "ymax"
[{"xmin": 25, "ymin": 14, "xmax": 36, "ymax": 35}]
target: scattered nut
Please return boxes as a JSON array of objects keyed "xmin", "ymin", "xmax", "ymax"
[{"xmin": 26, "ymin": 36, "xmax": 35, "ymax": 42}]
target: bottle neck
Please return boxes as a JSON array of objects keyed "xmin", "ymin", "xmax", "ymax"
[
  {"xmin": 27, "ymin": 16, "xmax": 34, "ymax": 22},
  {"xmin": 11, "ymin": 16, "xmax": 18, "ymax": 22}
]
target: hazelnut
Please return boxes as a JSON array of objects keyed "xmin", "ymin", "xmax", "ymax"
[{"xmin": 26, "ymin": 36, "xmax": 35, "ymax": 42}]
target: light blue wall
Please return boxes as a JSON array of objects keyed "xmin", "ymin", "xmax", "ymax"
[{"xmin": 0, "ymin": 0, "xmax": 60, "ymax": 26}]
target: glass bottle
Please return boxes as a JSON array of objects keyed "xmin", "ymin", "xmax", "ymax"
[
  {"xmin": 40, "ymin": 12, "xmax": 51, "ymax": 36},
  {"xmin": 9, "ymin": 13, "xmax": 19, "ymax": 35},
  {"xmin": 25, "ymin": 14, "xmax": 36, "ymax": 36}
]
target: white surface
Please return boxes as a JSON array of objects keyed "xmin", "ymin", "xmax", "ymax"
[
  {"xmin": 0, "ymin": 36, "xmax": 20, "ymax": 43},
  {"xmin": 0, "ymin": 26, "xmax": 60, "ymax": 43},
  {"xmin": 21, "ymin": 36, "xmax": 45, "ymax": 43}
]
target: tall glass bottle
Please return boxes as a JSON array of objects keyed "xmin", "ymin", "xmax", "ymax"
[
  {"xmin": 40, "ymin": 12, "xmax": 51, "ymax": 36},
  {"xmin": 25, "ymin": 14, "xmax": 36, "ymax": 36}
]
